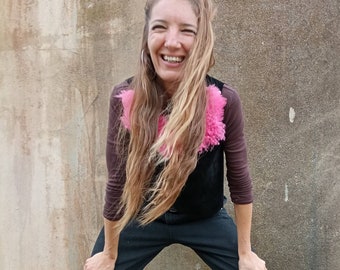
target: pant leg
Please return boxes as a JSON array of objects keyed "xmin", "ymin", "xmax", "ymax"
[
  {"xmin": 171, "ymin": 208, "xmax": 239, "ymax": 270},
  {"xmin": 91, "ymin": 227, "xmax": 105, "ymax": 256},
  {"xmin": 91, "ymin": 220, "xmax": 171, "ymax": 270}
]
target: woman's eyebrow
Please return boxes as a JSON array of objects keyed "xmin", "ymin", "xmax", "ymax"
[
  {"xmin": 180, "ymin": 23, "xmax": 197, "ymax": 30},
  {"xmin": 150, "ymin": 19, "xmax": 167, "ymax": 25}
]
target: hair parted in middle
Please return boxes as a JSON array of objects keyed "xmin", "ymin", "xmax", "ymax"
[{"xmin": 116, "ymin": 0, "xmax": 216, "ymax": 233}]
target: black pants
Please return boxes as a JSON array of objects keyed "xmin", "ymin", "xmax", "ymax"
[{"xmin": 92, "ymin": 208, "xmax": 239, "ymax": 269}]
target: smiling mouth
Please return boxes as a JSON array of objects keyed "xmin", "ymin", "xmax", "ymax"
[{"xmin": 162, "ymin": 55, "xmax": 184, "ymax": 63}]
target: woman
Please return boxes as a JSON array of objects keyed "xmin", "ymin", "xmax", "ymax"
[{"xmin": 85, "ymin": 0, "xmax": 267, "ymax": 269}]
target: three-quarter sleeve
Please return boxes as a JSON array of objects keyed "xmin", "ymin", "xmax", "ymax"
[
  {"xmin": 222, "ymin": 84, "xmax": 253, "ymax": 204},
  {"xmin": 103, "ymin": 81, "xmax": 130, "ymax": 221}
]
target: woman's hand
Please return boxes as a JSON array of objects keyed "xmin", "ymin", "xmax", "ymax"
[
  {"xmin": 84, "ymin": 252, "xmax": 116, "ymax": 270},
  {"xmin": 239, "ymin": 251, "xmax": 267, "ymax": 270}
]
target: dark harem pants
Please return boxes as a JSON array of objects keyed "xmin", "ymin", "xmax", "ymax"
[{"xmin": 91, "ymin": 208, "xmax": 239, "ymax": 270}]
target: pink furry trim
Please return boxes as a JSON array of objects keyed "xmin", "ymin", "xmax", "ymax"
[
  {"xmin": 199, "ymin": 85, "xmax": 227, "ymax": 153},
  {"xmin": 117, "ymin": 85, "xmax": 227, "ymax": 153},
  {"xmin": 116, "ymin": 90, "xmax": 134, "ymax": 129}
]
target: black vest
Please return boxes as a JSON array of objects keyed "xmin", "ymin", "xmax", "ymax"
[{"xmin": 172, "ymin": 75, "xmax": 225, "ymax": 219}]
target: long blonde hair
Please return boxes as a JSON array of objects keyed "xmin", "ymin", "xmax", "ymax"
[{"xmin": 116, "ymin": 0, "xmax": 216, "ymax": 232}]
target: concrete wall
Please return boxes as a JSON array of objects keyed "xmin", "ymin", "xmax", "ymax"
[{"xmin": 0, "ymin": 0, "xmax": 339, "ymax": 269}]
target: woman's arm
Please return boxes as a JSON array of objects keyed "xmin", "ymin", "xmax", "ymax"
[
  {"xmin": 85, "ymin": 81, "xmax": 130, "ymax": 269},
  {"xmin": 234, "ymin": 203, "xmax": 252, "ymax": 256},
  {"xmin": 234, "ymin": 203, "xmax": 266, "ymax": 270},
  {"xmin": 103, "ymin": 218, "xmax": 120, "ymax": 260},
  {"xmin": 222, "ymin": 84, "xmax": 266, "ymax": 269},
  {"xmin": 84, "ymin": 218, "xmax": 119, "ymax": 270}
]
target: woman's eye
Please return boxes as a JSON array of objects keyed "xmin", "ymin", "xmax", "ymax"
[
  {"xmin": 182, "ymin": 29, "xmax": 197, "ymax": 35},
  {"xmin": 151, "ymin": 25, "xmax": 166, "ymax": 31}
]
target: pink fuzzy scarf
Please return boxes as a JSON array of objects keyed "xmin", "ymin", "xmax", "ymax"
[{"xmin": 117, "ymin": 85, "xmax": 227, "ymax": 153}]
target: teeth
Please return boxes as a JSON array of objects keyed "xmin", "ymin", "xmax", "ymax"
[{"xmin": 163, "ymin": 55, "xmax": 183, "ymax": 63}]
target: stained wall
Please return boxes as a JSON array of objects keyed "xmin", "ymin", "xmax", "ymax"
[{"xmin": 0, "ymin": 0, "xmax": 339, "ymax": 269}]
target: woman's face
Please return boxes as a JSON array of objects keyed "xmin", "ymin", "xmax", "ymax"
[{"xmin": 147, "ymin": 0, "xmax": 197, "ymax": 91}]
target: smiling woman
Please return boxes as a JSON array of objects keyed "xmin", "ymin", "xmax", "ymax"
[
  {"xmin": 147, "ymin": 0, "xmax": 198, "ymax": 90},
  {"xmin": 84, "ymin": 1, "xmax": 267, "ymax": 269}
]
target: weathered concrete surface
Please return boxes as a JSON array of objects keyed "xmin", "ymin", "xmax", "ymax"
[{"xmin": 0, "ymin": 0, "xmax": 339, "ymax": 269}]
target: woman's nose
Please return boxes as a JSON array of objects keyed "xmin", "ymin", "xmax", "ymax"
[{"xmin": 164, "ymin": 30, "xmax": 181, "ymax": 49}]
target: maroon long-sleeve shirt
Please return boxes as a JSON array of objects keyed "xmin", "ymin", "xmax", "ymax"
[{"xmin": 103, "ymin": 79, "xmax": 253, "ymax": 221}]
